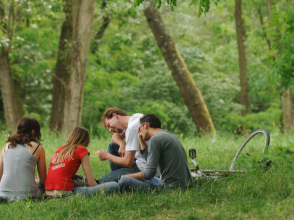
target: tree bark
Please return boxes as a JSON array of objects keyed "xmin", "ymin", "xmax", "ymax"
[
  {"xmin": 234, "ymin": 0, "xmax": 249, "ymax": 116},
  {"xmin": 0, "ymin": 50, "xmax": 19, "ymax": 134},
  {"xmin": 144, "ymin": 1, "xmax": 216, "ymax": 135},
  {"xmin": 281, "ymin": 88, "xmax": 293, "ymax": 131},
  {"xmin": 0, "ymin": 2, "xmax": 19, "ymax": 134},
  {"xmin": 49, "ymin": 0, "xmax": 73, "ymax": 132},
  {"xmin": 12, "ymin": 76, "xmax": 23, "ymax": 119},
  {"xmin": 62, "ymin": 0, "xmax": 95, "ymax": 134}
]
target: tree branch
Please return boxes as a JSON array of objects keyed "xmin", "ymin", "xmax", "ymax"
[{"xmin": 256, "ymin": 6, "xmax": 271, "ymax": 50}]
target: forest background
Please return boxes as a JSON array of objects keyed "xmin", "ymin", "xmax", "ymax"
[
  {"xmin": 0, "ymin": 0, "xmax": 293, "ymax": 137},
  {"xmin": 0, "ymin": 1, "xmax": 294, "ymax": 218}
]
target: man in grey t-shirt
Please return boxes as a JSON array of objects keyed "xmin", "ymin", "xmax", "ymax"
[{"xmin": 118, "ymin": 113, "xmax": 193, "ymax": 191}]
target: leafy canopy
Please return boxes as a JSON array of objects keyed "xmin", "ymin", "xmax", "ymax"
[{"xmin": 133, "ymin": 0, "xmax": 220, "ymax": 15}]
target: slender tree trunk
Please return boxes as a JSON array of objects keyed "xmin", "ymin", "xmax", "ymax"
[
  {"xmin": 234, "ymin": 0, "xmax": 249, "ymax": 116},
  {"xmin": 62, "ymin": 0, "xmax": 95, "ymax": 133},
  {"xmin": 91, "ymin": 0, "xmax": 110, "ymax": 53},
  {"xmin": 266, "ymin": 0, "xmax": 273, "ymax": 23},
  {"xmin": 0, "ymin": 50, "xmax": 19, "ymax": 134},
  {"xmin": 144, "ymin": 1, "xmax": 216, "ymax": 135},
  {"xmin": 266, "ymin": 0, "xmax": 293, "ymax": 131},
  {"xmin": 281, "ymin": 88, "xmax": 293, "ymax": 131},
  {"xmin": 256, "ymin": 6, "xmax": 271, "ymax": 50},
  {"xmin": 50, "ymin": 0, "xmax": 73, "ymax": 132}
]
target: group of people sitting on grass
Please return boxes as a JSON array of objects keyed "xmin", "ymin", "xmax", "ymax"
[{"xmin": 0, "ymin": 107, "xmax": 193, "ymax": 201}]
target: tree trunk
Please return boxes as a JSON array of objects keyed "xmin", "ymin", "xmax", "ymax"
[
  {"xmin": 12, "ymin": 76, "xmax": 23, "ymax": 119},
  {"xmin": 281, "ymin": 88, "xmax": 293, "ymax": 131},
  {"xmin": 266, "ymin": 0, "xmax": 273, "ymax": 22},
  {"xmin": 50, "ymin": 0, "xmax": 73, "ymax": 132},
  {"xmin": 0, "ymin": 50, "xmax": 19, "ymax": 134},
  {"xmin": 266, "ymin": 0, "xmax": 293, "ymax": 131},
  {"xmin": 234, "ymin": 0, "xmax": 249, "ymax": 116},
  {"xmin": 144, "ymin": 1, "xmax": 216, "ymax": 135},
  {"xmin": 91, "ymin": 0, "xmax": 110, "ymax": 54},
  {"xmin": 62, "ymin": 0, "xmax": 95, "ymax": 134}
]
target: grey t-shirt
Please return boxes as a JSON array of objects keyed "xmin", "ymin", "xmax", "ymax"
[{"xmin": 142, "ymin": 130, "xmax": 193, "ymax": 188}]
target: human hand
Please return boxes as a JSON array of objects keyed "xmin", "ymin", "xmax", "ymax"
[
  {"xmin": 137, "ymin": 129, "xmax": 147, "ymax": 150},
  {"xmin": 137, "ymin": 129, "xmax": 144, "ymax": 142},
  {"xmin": 96, "ymin": 149, "xmax": 108, "ymax": 161},
  {"xmin": 118, "ymin": 142, "xmax": 126, "ymax": 157}
]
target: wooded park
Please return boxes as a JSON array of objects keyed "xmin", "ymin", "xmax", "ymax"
[
  {"xmin": 0, "ymin": 0, "xmax": 293, "ymax": 137},
  {"xmin": 0, "ymin": 1, "xmax": 294, "ymax": 219}
]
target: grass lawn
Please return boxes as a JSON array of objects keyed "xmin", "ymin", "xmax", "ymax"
[{"xmin": 0, "ymin": 129, "xmax": 293, "ymax": 219}]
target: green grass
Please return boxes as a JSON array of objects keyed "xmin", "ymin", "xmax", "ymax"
[{"xmin": 0, "ymin": 128, "xmax": 293, "ymax": 219}]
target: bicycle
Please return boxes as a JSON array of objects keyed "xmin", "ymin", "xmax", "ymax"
[{"xmin": 189, "ymin": 129, "xmax": 271, "ymax": 179}]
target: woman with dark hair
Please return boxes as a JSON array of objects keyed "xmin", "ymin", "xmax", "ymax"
[
  {"xmin": 0, "ymin": 117, "xmax": 47, "ymax": 201},
  {"xmin": 45, "ymin": 126, "xmax": 119, "ymax": 197}
]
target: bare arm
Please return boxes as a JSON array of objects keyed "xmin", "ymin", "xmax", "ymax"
[
  {"xmin": 36, "ymin": 146, "xmax": 47, "ymax": 184},
  {"xmin": 0, "ymin": 144, "xmax": 9, "ymax": 181},
  {"xmin": 97, "ymin": 150, "xmax": 136, "ymax": 168},
  {"xmin": 81, "ymin": 154, "xmax": 97, "ymax": 186},
  {"xmin": 0, "ymin": 147, "xmax": 5, "ymax": 181},
  {"xmin": 112, "ymin": 133, "xmax": 126, "ymax": 157},
  {"xmin": 125, "ymin": 171, "xmax": 144, "ymax": 181}
]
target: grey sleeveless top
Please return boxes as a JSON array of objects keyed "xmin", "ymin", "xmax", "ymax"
[{"xmin": 0, "ymin": 144, "xmax": 39, "ymax": 200}]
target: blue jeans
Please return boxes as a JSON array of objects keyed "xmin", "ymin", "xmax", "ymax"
[
  {"xmin": 101, "ymin": 143, "xmax": 160, "ymax": 184},
  {"xmin": 101, "ymin": 143, "xmax": 140, "ymax": 183},
  {"xmin": 74, "ymin": 182, "xmax": 119, "ymax": 196},
  {"xmin": 118, "ymin": 176, "xmax": 164, "ymax": 192}
]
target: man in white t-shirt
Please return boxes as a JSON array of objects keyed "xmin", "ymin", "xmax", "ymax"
[{"xmin": 97, "ymin": 107, "xmax": 159, "ymax": 183}]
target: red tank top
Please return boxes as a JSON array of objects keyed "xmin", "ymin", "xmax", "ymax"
[{"xmin": 45, "ymin": 145, "xmax": 90, "ymax": 191}]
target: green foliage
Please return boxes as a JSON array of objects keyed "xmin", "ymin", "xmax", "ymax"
[
  {"xmin": 221, "ymin": 103, "xmax": 282, "ymax": 133},
  {"xmin": 272, "ymin": 9, "xmax": 294, "ymax": 88},
  {"xmin": 0, "ymin": 0, "xmax": 63, "ymax": 127},
  {"xmin": 132, "ymin": 0, "xmax": 219, "ymax": 16},
  {"xmin": 0, "ymin": 0, "xmax": 291, "ymax": 136}
]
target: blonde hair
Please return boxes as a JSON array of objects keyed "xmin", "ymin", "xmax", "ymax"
[{"xmin": 54, "ymin": 127, "xmax": 90, "ymax": 165}]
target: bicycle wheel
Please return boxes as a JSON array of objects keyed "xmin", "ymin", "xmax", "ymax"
[{"xmin": 229, "ymin": 129, "xmax": 270, "ymax": 171}]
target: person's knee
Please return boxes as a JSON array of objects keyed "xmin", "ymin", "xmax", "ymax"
[
  {"xmin": 118, "ymin": 176, "xmax": 127, "ymax": 186},
  {"xmin": 118, "ymin": 176, "xmax": 133, "ymax": 192},
  {"xmin": 100, "ymin": 175, "xmax": 108, "ymax": 183}
]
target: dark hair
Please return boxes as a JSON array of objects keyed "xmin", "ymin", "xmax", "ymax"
[
  {"xmin": 6, "ymin": 117, "xmax": 42, "ymax": 147},
  {"xmin": 140, "ymin": 113, "xmax": 161, "ymax": 129},
  {"xmin": 101, "ymin": 107, "xmax": 127, "ymax": 126}
]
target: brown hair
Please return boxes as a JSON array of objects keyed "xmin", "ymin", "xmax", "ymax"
[
  {"xmin": 100, "ymin": 107, "xmax": 127, "ymax": 127},
  {"xmin": 6, "ymin": 117, "xmax": 42, "ymax": 148},
  {"xmin": 54, "ymin": 127, "xmax": 90, "ymax": 165}
]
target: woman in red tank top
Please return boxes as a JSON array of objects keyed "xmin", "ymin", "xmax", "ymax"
[{"xmin": 45, "ymin": 127, "xmax": 119, "ymax": 197}]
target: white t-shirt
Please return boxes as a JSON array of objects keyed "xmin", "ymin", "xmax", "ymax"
[{"xmin": 125, "ymin": 113, "xmax": 148, "ymax": 171}]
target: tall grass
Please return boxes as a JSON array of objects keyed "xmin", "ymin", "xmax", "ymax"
[{"xmin": 0, "ymin": 128, "xmax": 293, "ymax": 219}]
